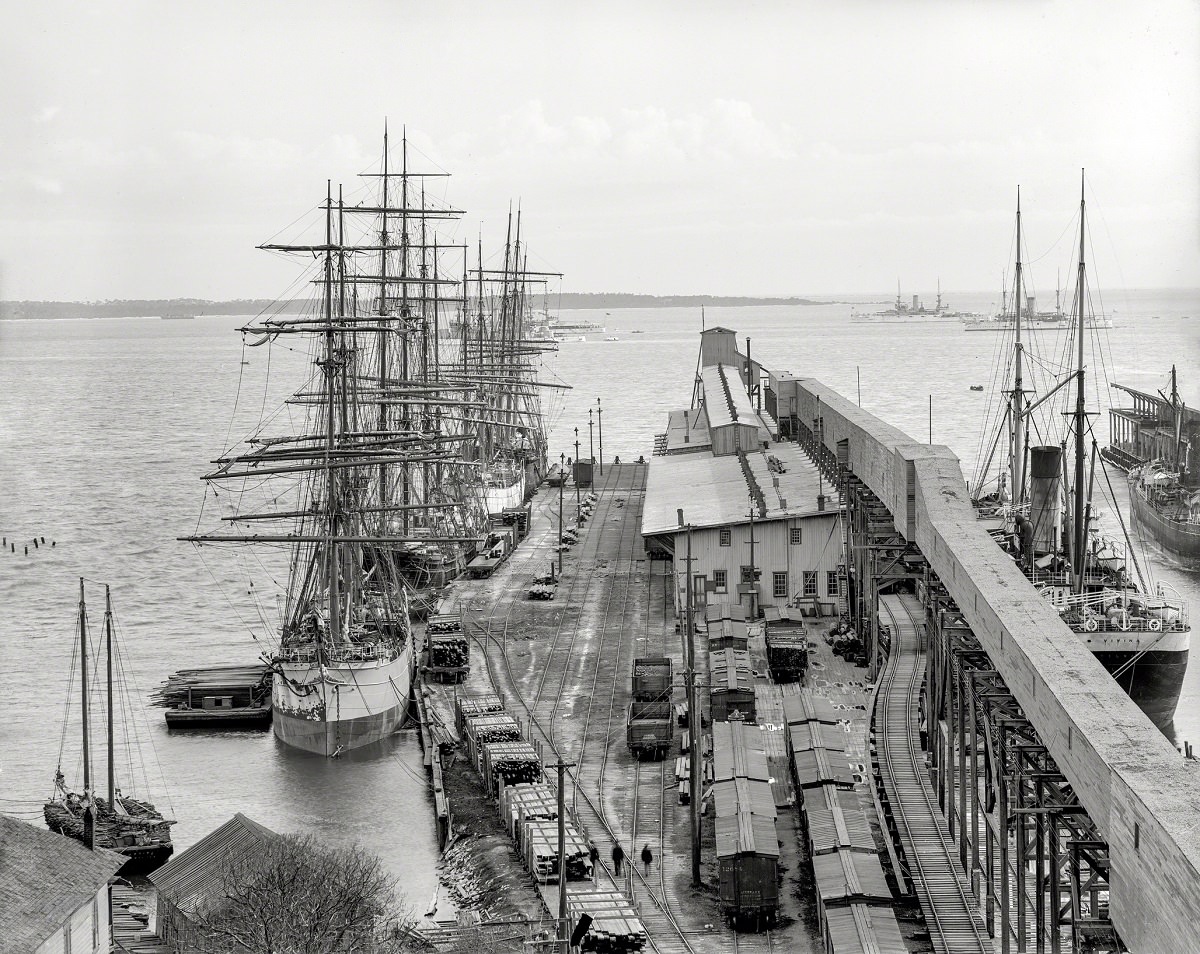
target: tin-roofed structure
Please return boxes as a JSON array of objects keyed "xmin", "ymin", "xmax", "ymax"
[{"xmin": 150, "ymin": 813, "xmax": 281, "ymax": 950}]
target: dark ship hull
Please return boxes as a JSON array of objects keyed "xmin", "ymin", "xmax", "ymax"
[{"xmin": 1129, "ymin": 481, "xmax": 1200, "ymax": 559}]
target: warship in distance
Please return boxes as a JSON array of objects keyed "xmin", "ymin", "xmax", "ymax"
[
  {"xmin": 186, "ymin": 129, "xmax": 493, "ymax": 755},
  {"xmin": 971, "ymin": 182, "xmax": 1189, "ymax": 727}
]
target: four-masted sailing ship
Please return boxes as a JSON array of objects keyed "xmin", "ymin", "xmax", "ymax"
[
  {"xmin": 185, "ymin": 129, "xmax": 559, "ymax": 756},
  {"xmin": 971, "ymin": 179, "xmax": 1190, "ymax": 727}
]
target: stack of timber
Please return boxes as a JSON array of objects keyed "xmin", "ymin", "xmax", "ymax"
[
  {"xmin": 455, "ymin": 692, "xmax": 503, "ymax": 735},
  {"xmin": 152, "ymin": 664, "xmax": 271, "ymax": 728},
  {"xmin": 465, "ymin": 713, "xmax": 523, "ymax": 769},
  {"xmin": 500, "ymin": 782, "xmax": 559, "ymax": 838},
  {"xmin": 566, "ymin": 889, "xmax": 648, "ymax": 953},
  {"xmin": 427, "ymin": 613, "xmax": 469, "ymax": 682},
  {"xmin": 481, "ymin": 740, "xmax": 542, "ymax": 795},
  {"xmin": 522, "ymin": 818, "xmax": 593, "ymax": 882}
]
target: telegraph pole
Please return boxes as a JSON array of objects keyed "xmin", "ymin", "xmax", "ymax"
[
  {"xmin": 747, "ymin": 499, "xmax": 757, "ymax": 619},
  {"xmin": 588, "ymin": 409, "xmax": 595, "ymax": 471},
  {"xmin": 574, "ymin": 429, "xmax": 582, "ymax": 515},
  {"xmin": 558, "ymin": 452, "xmax": 565, "ymax": 574},
  {"xmin": 596, "ymin": 397, "xmax": 604, "ymax": 476},
  {"xmin": 678, "ymin": 509, "xmax": 701, "ymax": 886},
  {"xmin": 548, "ymin": 758, "xmax": 572, "ymax": 954}
]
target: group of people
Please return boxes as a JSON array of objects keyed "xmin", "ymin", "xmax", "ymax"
[{"xmin": 589, "ymin": 841, "xmax": 654, "ymax": 876}]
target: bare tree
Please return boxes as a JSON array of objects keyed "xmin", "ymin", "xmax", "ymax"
[{"xmin": 190, "ymin": 833, "xmax": 419, "ymax": 954}]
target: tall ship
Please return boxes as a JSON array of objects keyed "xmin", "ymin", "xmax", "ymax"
[
  {"xmin": 462, "ymin": 219, "xmax": 558, "ymax": 517},
  {"xmin": 971, "ymin": 183, "xmax": 1189, "ymax": 727},
  {"xmin": 1104, "ymin": 368, "xmax": 1200, "ymax": 559},
  {"xmin": 186, "ymin": 130, "xmax": 496, "ymax": 755}
]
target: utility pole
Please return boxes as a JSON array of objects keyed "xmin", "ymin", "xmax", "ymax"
[
  {"xmin": 678, "ymin": 509, "xmax": 701, "ymax": 886},
  {"xmin": 747, "ymin": 499, "xmax": 757, "ymax": 619},
  {"xmin": 574, "ymin": 429, "xmax": 582, "ymax": 516},
  {"xmin": 558, "ymin": 452, "xmax": 565, "ymax": 574},
  {"xmin": 596, "ymin": 398, "xmax": 604, "ymax": 476},
  {"xmin": 588, "ymin": 409, "xmax": 595, "ymax": 471},
  {"xmin": 548, "ymin": 758, "xmax": 572, "ymax": 954}
]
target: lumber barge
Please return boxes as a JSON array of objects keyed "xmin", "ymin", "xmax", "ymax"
[{"xmin": 151, "ymin": 664, "xmax": 271, "ymax": 728}]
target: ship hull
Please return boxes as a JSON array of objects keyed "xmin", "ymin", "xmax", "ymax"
[
  {"xmin": 485, "ymin": 477, "xmax": 525, "ymax": 516},
  {"xmin": 1129, "ymin": 482, "xmax": 1200, "ymax": 559},
  {"xmin": 1093, "ymin": 647, "xmax": 1189, "ymax": 728},
  {"xmin": 272, "ymin": 645, "xmax": 413, "ymax": 757}
]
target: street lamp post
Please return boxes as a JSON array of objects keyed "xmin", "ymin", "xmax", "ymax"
[{"xmin": 596, "ymin": 398, "xmax": 604, "ymax": 476}]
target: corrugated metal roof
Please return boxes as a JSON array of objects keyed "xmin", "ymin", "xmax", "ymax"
[
  {"xmin": 782, "ymin": 688, "xmax": 840, "ymax": 726},
  {"xmin": 793, "ymin": 746, "xmax": 855, "ymax": 789},
  {"xmin": 712, "ymin": 722, "xmax": 770, "ymax": 782},
  {"xmin": 708, "ymin": 649, "xmax": 753, "ymax": 693},
  {"xmin": 706, "ymin": 602, "xmax": 748, "ymax": 623},
  {"xmin": 711, "ymin": 778, "xmax": 777, "ymax": 820},
  {"xmin": 150, "ymin": 813, "xmax": 280, "ymax": 908},
  {"xmin": 642, "ymin": 442, "xmax": 836, "ymax": 536},
  {"xmin": 715, "ymin": 811, "xmax": 779, "ymax": 859},
  {"xmin": 803, "ymin": 785, "xmax": 876, "ymax": 854},
  {"xmin": 823, "ymin": 903, "xmax": 907, "ymax": 953},
  {"xmin": 0, "ymin": 813, "xmax": 125, "ymax": 954},
  {"xmin": 788, "ymin": 721, "xmax": 848, "ymax": 754},
  {"xmin": 812, "ymin": 849, "xmax": 892, "ymax": 905}
]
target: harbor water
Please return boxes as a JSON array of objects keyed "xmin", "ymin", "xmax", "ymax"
[{"xmin": 1, "ymin": 289, "xmax": 1198, "ymax": 909}]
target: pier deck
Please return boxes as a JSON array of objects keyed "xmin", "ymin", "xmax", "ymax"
[{"xmin": 425, "ymin": 464, "xmax": 821, "ymax": 954}]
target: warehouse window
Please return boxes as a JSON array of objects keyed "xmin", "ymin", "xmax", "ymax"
[
  {"xmin": 789, "ymin": 526, "xmax": 802, "ymax": 545},
  {"xmin": 773, "ymin": 572, "xmax": 788, "ymax": 598},
  {"xmin": 719, "ymin": 528, "xmax": 732, "ymax": 546},
  {"xmin": 714, "ymin": 570, "xmax": 727, "ymax": 593},
  {"xmin": 803, "ymin": 571, "xmax": 818, "ymax": 597},
  {"xmin": 827, "ymin": 571, "xmax": 839, "ymax": 597}
]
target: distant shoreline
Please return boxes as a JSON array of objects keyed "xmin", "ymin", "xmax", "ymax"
[{"xmin": 0, "ymin": 294, "xmax": 848, "ymax": 321}]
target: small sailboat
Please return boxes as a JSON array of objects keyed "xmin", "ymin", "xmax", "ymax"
[{"xmin": 43, "ymin": 580, "xmax": 175, "ymax": 874}]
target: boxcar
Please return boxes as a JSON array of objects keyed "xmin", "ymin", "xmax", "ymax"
[
  {"xmin": 712, "ymin": 721, "xmax": 770, "ymax": 783},
  {"xmin": 708, "ymin": 617, "xmax": 750, "ymax": 652},
  {"xmin": 716, "ymin": 808, "xmax": 780, "ymax": 927},
  {"xmin": 822, "ymin": 902, "xmax": 906, "ymax": 954},
  {"xmin": 708, "ymin": 649, "xmax": 756, "ymax": 722},
  {"xmin": 801, "ymin": 783, "xmax": 876, "ymax": 856},
  {"xmin": 811, "ymin": 848, "xmax": 893, "ymax": 936},
  {"xmin": 792, "ymin": 745, "xmax": 856, "ymax": 790},
  {"xmin": 782, "ymin": 689, "xmax": 840, "ymax": 727}
]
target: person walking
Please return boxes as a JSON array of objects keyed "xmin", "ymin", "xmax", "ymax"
[
  {"xmin": 612, "ymin": 842, "xmax": 625, "ymax": 876},
  {"xmin": 641, "ymin": 843, "xmax": 653, "ymax": 875},
  {"xmin": 589, "ymin": 841, "xmax": 600, "ymax": 880}
]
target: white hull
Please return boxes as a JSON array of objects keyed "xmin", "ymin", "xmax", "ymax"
[
  {"xmin": 272, "ymin": 642, "xmax": 413, "ymax": 756},
  {"xmin": 485, "ymin": 478, "xmax": 525, "ymax": 516}
]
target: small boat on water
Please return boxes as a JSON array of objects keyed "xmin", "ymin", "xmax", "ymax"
[
  {"xmin": 970, "ymin": 385, "xmax": 984, "ymax": 392},
  {"xmin": 44, "ymin": 580, "xmax": 175, "ymax": 874}
]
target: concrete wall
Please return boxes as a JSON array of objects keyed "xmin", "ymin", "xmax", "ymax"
[{"xmin": 794, "ymin": 377, "xmax": 1200, "ymax": 953}]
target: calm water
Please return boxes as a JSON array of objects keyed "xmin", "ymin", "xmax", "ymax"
[{"xmin": 1, "ymin": 290, "xmax": 1198, "ymax": 907}]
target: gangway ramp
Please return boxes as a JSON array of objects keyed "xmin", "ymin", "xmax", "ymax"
[{"xmin": 875, "ymin": 593, "xmax": 990, "ymax": 954}]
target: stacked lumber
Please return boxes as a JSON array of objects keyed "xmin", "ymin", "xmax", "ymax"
[
  {"xmin": 150, "ymin": 665, "xmax": 269, "ymax": 707},
  {"xmin": 455, "ymin": 692, "xmax": 503, "ymax": 735},
  {"xmin": 499, "ymin": 782, "xmax": 559, "ymax": 840},
  {"xmin": 481, "ymin": 740, "xmax": 542, "ymax": 795},
  {"xmin": 567, "ymin": 889, "xmax": 648, "ymax": 953},
  {"xmin": 465, "ymin": 713, "xmax": 523, "ymax": 769},
  {"xmin": 522, "ymin": 817, "xmax": 592, "ymax": 882}
]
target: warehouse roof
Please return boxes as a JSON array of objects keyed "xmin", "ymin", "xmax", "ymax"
[
  {"xmin": 642, "ymin": 440, "xmax": 839, "ymax": 536},
  {"xmin": 663, "ymin": 407, "xmax": 711, "ymax": 454}
]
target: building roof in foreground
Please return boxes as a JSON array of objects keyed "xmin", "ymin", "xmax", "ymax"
[
  {"xmin": 642, "ymin": 441, "xmax": 839, "ymax": 537},
  {"xmin": 0, "ymin": 813, "xmax": 125, "ymax": 954},
  {"xmin": 151, "ymin": 812, "xmax": 280, "ymax": 915}
]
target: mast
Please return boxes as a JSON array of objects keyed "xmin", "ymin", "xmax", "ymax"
[
  {"xmin": 1073, "ymin": 171, "xmax": 1088, "ymax": 594},
  {"xmin": 1011, "ymin": 188, "xmax": 1025, "ymax": 503},
  {"xmin": 78, "ymin": 578, "xmax": 91, "ymax": 801},
  {"xmin": 105, "ymin": 584, "xmax": 115, "ymax": 808},
  {"xmin": 323, "ymin": 180, "xmax": 341, "ymax": 645}
]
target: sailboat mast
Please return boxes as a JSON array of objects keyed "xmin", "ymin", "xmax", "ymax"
[
  {"xmin": 1073, "ymin": 172, "xmax": 1088, "ymax": 593},
  {"xmin": 1011, "ymin": 188, "xmax": 1025, "ymax": 502},
  {"xmin": 323, "ymin": 181, "xmax": 341, "ymax": 644},
  {"xmin": 78, "ymin": 578, "xmax": 91, "ymax": 799},
  {"xmin": 105, "ymin": 584, "xmax": 114, "ymax": 808}
]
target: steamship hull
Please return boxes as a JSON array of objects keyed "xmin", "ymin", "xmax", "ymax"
[
  {"xmin": 1092, "ymin": 639, "xmax": 1189, "ymax": 728},
  {"xmin": 1129, "ymin": 480, "xmax": 1200, "ymax": 560}
]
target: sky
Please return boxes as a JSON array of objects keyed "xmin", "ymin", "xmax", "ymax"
[{"xmin": 1, "ymin": 0, "xmax": 1197, "ymax": 300}]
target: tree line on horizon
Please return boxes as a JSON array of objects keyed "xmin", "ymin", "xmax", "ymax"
[{"xmin": 0, "ymin": 292, "xmax": 832, "ymax": 320}]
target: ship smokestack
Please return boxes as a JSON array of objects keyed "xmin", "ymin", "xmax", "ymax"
[{"xmin": 1029, "ymin": 445, "xmax": 1062, "ymax": 555}]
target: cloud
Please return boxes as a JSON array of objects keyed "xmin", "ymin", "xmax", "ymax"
[{"xmin": 34, "ymin": 106, "xmax": 61, "ymax": 124}]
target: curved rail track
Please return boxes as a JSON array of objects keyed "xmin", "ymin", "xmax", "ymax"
[{"xmin": 876, "ymin": 594, "xmax": 991, "ymax": 954}]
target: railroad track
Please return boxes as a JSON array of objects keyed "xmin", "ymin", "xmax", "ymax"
[{"xmin": 876, "ymin": 594, "xmax": 991, "ymax": 954}]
